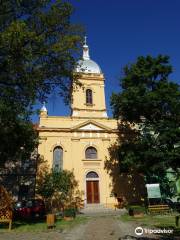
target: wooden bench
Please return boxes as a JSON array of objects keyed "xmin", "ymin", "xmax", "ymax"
[
  {"xmin": 0, "ymin": 208, "xmax": 12, "ymax": 230},
  {"xmin": 148, "ymin": 204, "xmax": 171, "ymax": 214}
]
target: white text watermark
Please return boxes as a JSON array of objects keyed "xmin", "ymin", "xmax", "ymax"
[{"xmin": 135, "ymin": 226, "xmax": 173, "ymax": 236}]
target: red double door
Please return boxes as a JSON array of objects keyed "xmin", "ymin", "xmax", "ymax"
[{"xmin": 86, "ymin": 181, "xmax": 100, "ymax": 204}]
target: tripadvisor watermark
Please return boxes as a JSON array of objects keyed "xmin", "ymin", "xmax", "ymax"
[{"xmin": 135, "ymin": 226, "xmax": 173, "ymax": 236}]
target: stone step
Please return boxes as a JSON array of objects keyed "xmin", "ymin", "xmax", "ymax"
[
  {"xmin": 85, "ymin": 203, "xmax": 106, "ymax": 209},
  {"xmin": 80, "ymin": 207, "xmax": 126, "ymax": 216},
  {"xmin": 78, "ymin": 203, "xmax": 127, "ymax": 216}
]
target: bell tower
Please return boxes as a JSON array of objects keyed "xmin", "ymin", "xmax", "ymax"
[{"xmin": 71, "ymin": 37, "xmax": 107, "ymax": 118}]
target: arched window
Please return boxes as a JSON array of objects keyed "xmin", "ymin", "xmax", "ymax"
[
  {"xmin": 86, "ymin": 171, "xmax": 99, "ymax": 178},
  {"xmin": 86, "ymin": 89, "xmax": 93, "ymax": 104},
  {"xmin": 85, "ymin": 147, "xmax": 97, "ymax": 159},
  {"xmin": 53, "ymin": 147, "xmax": 63, "ymax": 171}
]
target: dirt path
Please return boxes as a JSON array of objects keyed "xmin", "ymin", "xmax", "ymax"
[
  {"xmin": 61, "ymin": 215, "xmax": 155, "ymax": 240},
  {"xmin": 0, "ymin": 215, "xmax": 167, "ymax": 240},
  {"xmin": 62, "ymin": 215, "xmax": 124, "ymax": 240}
]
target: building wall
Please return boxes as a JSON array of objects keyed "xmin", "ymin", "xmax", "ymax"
[
  {"xmin": 71, "ymin": 73, "xmax": 107, "ymax": 118},
  {"xmin": 38, "ymin": 117, "xmax": 118, "ymax": 207},
  {"xmin": 38, "ymin": 66, "xmax": 146, "ymax": 207}
]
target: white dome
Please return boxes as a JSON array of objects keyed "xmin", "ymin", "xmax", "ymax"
[
  {"xmin": 75, "ymin": 38, "xmax": 102, "ymax": 74},
  {"xmin": 75, "ymin": 59, "xmax": 101, "ymax": 74}
]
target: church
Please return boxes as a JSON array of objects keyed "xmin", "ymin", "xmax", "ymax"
[{"xmin": 38, "ymin": 39, "xmax": 145, "ymax": 208}]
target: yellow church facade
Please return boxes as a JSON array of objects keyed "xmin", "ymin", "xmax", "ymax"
[{"xmin": 38, "ymin": 40, "xmax": 143, "ymax": 207}]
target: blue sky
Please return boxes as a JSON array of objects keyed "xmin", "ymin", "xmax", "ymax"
[{"xmin": 33, "ymin": 0, "xmax": 180, "ymax": 122}]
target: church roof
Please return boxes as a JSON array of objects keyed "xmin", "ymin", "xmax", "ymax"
[
  {"xmin": 71, "ymin": 120, "xmax": 112, "ymax": 131},
  {"xmin": 76, "ymin": 59, "xmax": 102, "ymax": 74},
  {"xmin": 75, "ymin": 37, "xmax": 102, "ymax": 74}
]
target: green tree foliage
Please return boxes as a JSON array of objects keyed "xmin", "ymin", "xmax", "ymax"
[
  {"xmin": 36, "ymin": 166, "xmax": 79, "ymax": 212},
  {"xmin": 111, "ymin": 55, "xmax": 180, "ymax": 196},
  {"xmin": 0, "ymin": 0, "xmax": 83, "ymax": 165}
]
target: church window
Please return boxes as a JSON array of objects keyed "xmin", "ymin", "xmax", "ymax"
[
  {"xmin": 86, "ymin": 171, "xmax": 99, "ymax": 178},
  {"xmin": 85, "ymin": 147, "xmax": 97, "ymax": 159},
  {"xmin": 53, "ymin": 147, "xmax": 63, "ymax": 171},
  {"xmin": 86, "ymin": 89, "xmax": 93, "ymax": 104}
]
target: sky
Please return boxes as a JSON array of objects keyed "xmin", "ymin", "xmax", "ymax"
[{"xmin": 33, "ymin": 0, "xmax": 180, "ymax": 122}]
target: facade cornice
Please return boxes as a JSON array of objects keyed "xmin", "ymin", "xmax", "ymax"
[
  {"xmin": 71, "ymin": 119, "xmax": 112, "ymax": 131},
  {"xmin": 72, "ymin": 108, "xmax": 106, "ymax": 112},
  {"xmin": 38, "ymin": 127, "xmax": 119, "ymax": 133},
  {"xmin": 73, "ymin": 73, "xmax": 104, "ymax": 79}
]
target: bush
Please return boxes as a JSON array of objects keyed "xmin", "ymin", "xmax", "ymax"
[
  {"xmin": 64, "ymin": 208, "xmax": 76, "ymax": 218},
  {"xmin": 127, "ymin": 205, "xmax": 147, "ymax": 215},
  {"xmin": 36, "ymin": 167, "xmax": 80, "ymax": 213}
]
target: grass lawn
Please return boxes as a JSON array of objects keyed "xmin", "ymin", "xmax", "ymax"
[
  {"xmin": 0, "ymin": 215, "xmax": 88, "ymax": 232},
  {"xmin": 120, "ymin": 212, "xmax": 180, "ymax": 237}
]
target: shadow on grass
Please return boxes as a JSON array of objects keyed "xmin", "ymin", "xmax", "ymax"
[
  {"xmin": 12, "ymin": 217, "xmax": 46, "ymax": 229},
  {"xmin": 0, "ymin": 215, "xmax": 88, "ymax": 233},
  {"xmin": 5, "ymin": 216, "xmax": 85, "ymax": 231},
  {"xmin": 0, "ymin": 217, "xmax": 58, "ymax": 231},
  {"xmin": 120, "ymin": 214, "xmax": 180, "ymax": 239}
]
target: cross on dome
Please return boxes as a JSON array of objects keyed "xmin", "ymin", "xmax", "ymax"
[
  {"xmin": 84, "ymin": 36, "xmax": 87, "ymax": 45},
  {"xmin": 75, "ymin": 35, "xmax": 102, "ymax": 74},
  {"xmin": 83, "ymin": 36, "xmax": 90, "ymax": 60}
]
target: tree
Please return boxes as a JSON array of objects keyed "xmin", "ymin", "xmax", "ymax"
[
  {"xmin": 36, "ymin": 160, "xmax": 80, "ymax": 212},
  {"xmin": 0, "ymin": 0, "xmax": 83, "ymax": 165},
  {"xmin": 111, "ymin": 55, "xmax": 180, "ymax": 196}
]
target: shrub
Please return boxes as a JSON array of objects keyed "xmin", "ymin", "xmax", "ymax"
[
  {"xmin": 127, "ymin": 205, "xmax": 147, "ymax": 215},
  {"xmin": 64, "ymin": 208, "xmax": 76, "ymax": 218}
]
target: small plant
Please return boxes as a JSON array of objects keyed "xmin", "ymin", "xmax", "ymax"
[
  {"xmin": 63, "ymin": 208, "xmax": 76, "ymax": 218},
  {"xmin": 127, "ymin": 205, "xmax": 147, "ymax": 216}
]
